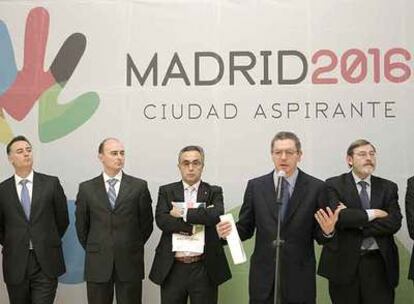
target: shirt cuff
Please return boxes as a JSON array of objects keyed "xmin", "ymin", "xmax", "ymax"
[
  {"xmin": 366, "ymin": 209, "xmax": 375, "ymax": 221},
  {"xmin": 323, "ymin": 231, "xmax": 335, "ymax": 238},
  {"xmin": 183, "ymin": 207, "xmax": 188, "ymax": 222}
]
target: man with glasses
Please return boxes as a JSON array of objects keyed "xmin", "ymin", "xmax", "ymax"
[
  {"xmin": 217, "ymin": 131, "xmax": 337, "ymax": 304},
  {"xmin": 150, "ymin": 145, "xmax": 231, "ymax": 304},
  {"xmin": 318, "ymin": 139, "xmax": 402, "ymax": 304},
  {"xmin": 75, "ymin": 138, "xmax": 153, "ymax": 304},
  {"xmin": 0, "ymin": 135, "xmax": 69, "ymax": 304}
]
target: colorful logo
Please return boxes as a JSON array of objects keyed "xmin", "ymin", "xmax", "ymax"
[{"xmin": 0, "ymin": 7, "xmax": 99, "ymax": 143}]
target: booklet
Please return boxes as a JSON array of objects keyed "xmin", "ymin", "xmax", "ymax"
[
  {"xmin": 172, "ymin": 202, "xmax": 206, "ymax": 253},
  {"xmin": 220, "ymin": 213, "xmax": 247, "ymax": 265}
]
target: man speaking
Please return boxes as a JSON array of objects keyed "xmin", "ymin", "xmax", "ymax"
[{"xmin": 217, "ymin": 131, "xmax": 337, "ymax": 304}]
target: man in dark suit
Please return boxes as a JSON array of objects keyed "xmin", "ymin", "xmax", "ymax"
[
  {"xmin": 75, "ymin": 138, "xmax": 153, "ymax": 304},
  {"xmin": 318, "ymin": 139, "xmax": 402, "ymax": 304},
  {"xmin": 217, "ymin": 131, "xmax": 336, "ymax": 304},
  {"xmin": 406, "ymin": 176, "xmax": 414, "ymax": 283},
  {"xmin": 0, "ymin": 135, "xmax": 69, "ymax": 304},
  {"xmin": 149, "ymin": 145, "xmax": 231, "ymax": 304}
]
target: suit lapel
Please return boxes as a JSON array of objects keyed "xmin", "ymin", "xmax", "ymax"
[
  {"xmin": 173, "ymin": 182, "xmax": 185, "ymax": 202},
  {"xmin": 197, "ymin": 182, "xmax": 210, "ymax": 205},
  {"xmin": 114, "ymin": 174, "xmax": 130, "ymax": 210},
  {"xmin": 370, "ymin": 176, "xmax": 383, "ymax": 209},
  {"xmin": 284, "ymin": 170, "xmax": 307, "ymax": 225},
  {"xmin": 8, "ymin": 177, "xmax": 28, "ymax": 221},
  {"xmin": 95, "ymin": 175, "xmax": 113, "ymax": 211},
  {"xmin": 345, "ymin": 172, "xmax": 363, "ymax": 209},
  {"xmin": 30, "ymin": 172, "xmax": 42, "ymax": 221},
  {"xmin": 262, "ymin": 172, "xmax": 278, "ymax": 222}
]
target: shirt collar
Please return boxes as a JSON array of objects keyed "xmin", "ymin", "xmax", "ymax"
[
  {"xmin": 15, "ymin": 170, "xmax": 34, "ymax": 185},
  {"xmin": 103, "ymin": 171, "xmax": 123, "ymax": 183},
  {"xmin": 182, "ymin": 180, "xmax": 201, "ymax": 191},
  {"xmin": 351, "ymin": 171, "xmax": 371, "ymax": 187},
  {"xmin": 274, "ymin": 168, "xmax": 299, "ymax": 187}
]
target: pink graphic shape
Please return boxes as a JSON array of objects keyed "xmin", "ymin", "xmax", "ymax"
[{"xmin": 0, "ymin": 7, "xmax": 55, "ymax": 121}]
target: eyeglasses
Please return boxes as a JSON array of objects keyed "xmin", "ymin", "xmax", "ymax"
[
  {"xmin": 353, "ymin": 151, "xmax": 376, "ymax": 158},
  {"xmin": 180, "ymin": 160, "xmax": 203, "ymax": 168},
  {"xmin": 272, "ymin": 150, "xmax": 298, "ymax": 158}
]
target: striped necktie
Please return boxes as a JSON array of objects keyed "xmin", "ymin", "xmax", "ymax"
[{"xmin": 107, "ymin": 178, "xmax": 118, "ymax": 209}]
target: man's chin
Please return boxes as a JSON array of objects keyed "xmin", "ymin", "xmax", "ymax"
[{"xmin": 363, "ymin": 168, "xmax": 374, "ymax": 175}]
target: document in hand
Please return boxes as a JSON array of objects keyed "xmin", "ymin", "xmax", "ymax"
[
  {"xmin": 172, "ymin": 202, "xmax": 206, "ymax": 253},
  {"xmin": 220, "ymin": 213, "xmax": 247, "ymax": 265}
]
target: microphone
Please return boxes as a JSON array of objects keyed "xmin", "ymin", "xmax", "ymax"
[{"xmin": 276, "ymin": 170, "xmax": 286, "ymax": 203}]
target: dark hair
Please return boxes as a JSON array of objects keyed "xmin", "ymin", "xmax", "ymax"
[
  {"xmin": 178, "ymin": 145, "xmax": 205, "ymax": 164},
  {"xmin": 346, "ymin": 139, "xmax": 376, "ymax": 157},
  {"xmin": 98, "ymin": 137, "xmax": 119, "ymax": 154},
  {"xmin": 270, "ymin": 131, "xmax": 301, "ymax": 152},
  {"xmin": 6, "ymin": 135, "xmax": 31, "ymax": 155}
]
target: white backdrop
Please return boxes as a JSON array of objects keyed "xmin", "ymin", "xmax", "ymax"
[{"xmin": 0, "ymin": 1, "xmax": 413, "ymax": 303}]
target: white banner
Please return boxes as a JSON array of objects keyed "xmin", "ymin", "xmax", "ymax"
[{"xmin": 0, "ymin": 1, "xmax": 413, "ymax": 303}]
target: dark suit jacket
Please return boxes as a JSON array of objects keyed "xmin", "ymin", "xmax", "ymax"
[
  {"xmin": 236, "ymin": 170, "xmax": 329, "ymax": 303},
  {"xmin": 75, "ymin": 173, "xmax": 153, "ymax": 282},
  {"xmin": 149, "ymin": 181, "xmax": 231, "ymax": 286},
  {"xmin": 406, "ymin": 176, "xmax": 414, "ymax": 280},
  {"xmin": 0, "ymin": 172, "xmax": 69, "ymax": 284},
  {"xmin": 318, "ymin": 172, "xmax": 402, "ymax": 288}
]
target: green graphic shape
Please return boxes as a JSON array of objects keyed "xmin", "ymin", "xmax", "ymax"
[
  {"xmin": 219, "ymin": 205, "xmax": 413, "ymax": 303},
  {"xmin": 0, "ymin": 108, "xmax": 13, "ymax": 143},
  {"xmin": 38, "ymin": 83, "xmax": 99, "ymax": 142}
]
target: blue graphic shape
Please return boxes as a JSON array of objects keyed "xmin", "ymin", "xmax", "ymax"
[
  {"xmin": 59, "ymin": 200, "xmax": 85, "ymax": 284},
  {"xmin": 0, "ymin": 20, "xmax": 17, "ymax": 94}
]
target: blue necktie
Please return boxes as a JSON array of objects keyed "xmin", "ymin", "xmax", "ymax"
[
  {"xmin": 20, "ymin": 179, "xmax": 31, "ymax": 220},
  {"xmin": 359, "ymin": 181, "xmax": 370, "ymax": 209},
  {"xmin": 107, "ymin": 178, "xmax": 117, "ymax": 209},
  {"xmin": 358, "ymin": 181, "xmax": 374, "ymax": 249},
  {"xmin": 280, "ymin": 178, "xmax": 290, "ymax": 222}
]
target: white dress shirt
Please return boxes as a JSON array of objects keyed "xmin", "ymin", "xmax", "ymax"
[
  {"xmin": 14, "ymin": 170, "xmax": 34, "ymax": 202},
  {"xmin": 15, "ymin": 170, "xmax": 34, "ymax": 249},
  {"xmin": 102, "ymin": 171, "xmax": 123, "ymax": 196},
  {"xmin": 175, "ymin": 180, "xmax": 202, "ymax": 257}
]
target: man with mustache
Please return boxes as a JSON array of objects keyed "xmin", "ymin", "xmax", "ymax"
[{"xmin": 318, "ymin": 139, "xmax": 402, "ymax": 304}]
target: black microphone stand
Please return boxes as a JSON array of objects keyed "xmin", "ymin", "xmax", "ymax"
[{"xmin": 274, "ymin": 175, "xmax": 284, "ymax": 304}]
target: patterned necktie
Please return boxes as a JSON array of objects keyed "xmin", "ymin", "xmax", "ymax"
[
  {"xmin": 280, "ymin": 178, "xmax": 290, "ymax": 222},
  {"xmin": 186, "ymin": 186, "xmax": 196, "ymax": 208},
  {"xmin": 358, "ymin": 181, "xmax": 370, "ymax": 209},
  {"xmin": 20, "ymin": 179, "xmax": 31, "ymax": 220},
  {"xmin": 107, "ymin": 178, "xmax": 118, "ymax": 209},
  {"xmin": 358, "ymin": 181, "xmax": 374, "ymax": 249}
]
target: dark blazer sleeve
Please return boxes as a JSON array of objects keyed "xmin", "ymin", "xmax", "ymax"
[
  {"xmin": 326, "ymin": 179, "xmax": 369, "ymax": 229},
  {"xmin": 407, "ymin": 177, "xmax": 414, "ymax": 240},
  {"xmin": 236, "ymin": 180, "xmax": 256, "ymax": 241},
  {"xmin": 53, "ymin": 177, "xmax": 69, "ymax": 238},
  {"xmin": 186, "ymin": 185, "xmax": 224, "ymax": 226},
  {"xmin": 362, "ymin": 182, "xmax": 401, "ymax": 237},
  {"xmin": 155, "ymin": 186, "xmax": 193, "ymax": 235},
  {"xmin": 336, "ymin": 210, "xmax": 369, "ymax": 229},
  {"xmin": 75, "ymin": 183, "xmax": 89, "ymax": 249},
  {"xmin": 138, "ymin": 181, "xmax": 153, "ymax": 243}
]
